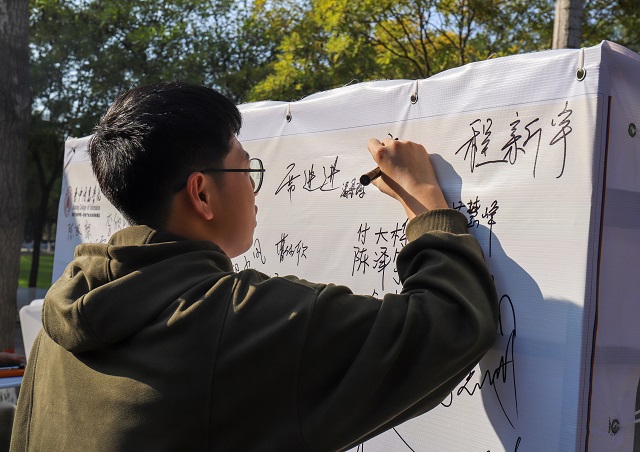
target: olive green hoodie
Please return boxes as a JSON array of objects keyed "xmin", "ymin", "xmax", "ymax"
[{"xmin": 12, "ymin": 209, "xmax": 497, "ymax": 451}]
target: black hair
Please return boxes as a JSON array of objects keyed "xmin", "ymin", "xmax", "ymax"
[{"xmin": 88, "ymin": 82, "xmax": 242, "ymax": 228}]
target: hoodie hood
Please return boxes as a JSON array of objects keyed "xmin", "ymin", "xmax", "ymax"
[{"xmin": 43, "ymin": 225, "xmax": 233, "ymax": 353}]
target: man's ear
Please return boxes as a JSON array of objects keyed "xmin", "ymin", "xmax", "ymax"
[{"xmin": 185, "ymin": 172, "xmax": 215, "ymax": 221}]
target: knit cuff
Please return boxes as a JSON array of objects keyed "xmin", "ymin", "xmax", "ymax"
[{"xmin": 406, "ymin": 209, "xmax": 469, "ymax": 241}]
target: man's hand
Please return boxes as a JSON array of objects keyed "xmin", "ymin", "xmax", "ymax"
[{"xmin": 367, "ymin": 138, "xmax": 448, "ymax": 219}]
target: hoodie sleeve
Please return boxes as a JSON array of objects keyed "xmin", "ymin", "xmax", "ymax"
[{"xmin": 296, "ymin": 209, "xmax": 499, "ymax": 451}]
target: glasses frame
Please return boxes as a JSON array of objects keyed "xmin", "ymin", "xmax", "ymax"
[{"xmin": 174, "ymin": 158, "xmax": 265, "ymax": 194}]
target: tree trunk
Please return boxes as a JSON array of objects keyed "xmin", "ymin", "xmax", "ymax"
[
  {"xmin": 28, "ymin": 227, "xmax": 42, "ymax": 289},
  {"xmin": 553, "ymin": 0, "xmax": 583, "ymax": 49},
  {"xmin": 0, "ymin": 0, "xmax": 30, "ymax": 350},
  {"xmin": 28, "ymin": 129, "xmax": 64, "ymax": 289},
  {"xmin": 28, "ymin": 189, "xmax": 51, "ymax": 288}
]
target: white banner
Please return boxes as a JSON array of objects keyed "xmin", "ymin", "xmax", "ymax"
[{"xmin": 55, "ymin": 41, "xmax": 640, "ymax": 451}]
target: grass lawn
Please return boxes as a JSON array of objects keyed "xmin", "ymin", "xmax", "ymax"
[{"xmin": 19, "ymin": 252, "xmax": 54, "ymax": 289}]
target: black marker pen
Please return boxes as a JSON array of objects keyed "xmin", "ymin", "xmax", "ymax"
[{"xmin": 360, "ymin": 167, "xmax": 382, "ymax": 186}]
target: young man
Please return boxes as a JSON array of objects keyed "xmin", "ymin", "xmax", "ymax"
[{"xmin": 12, "ymin": 82, "xmax": 498, "ymax": 451}]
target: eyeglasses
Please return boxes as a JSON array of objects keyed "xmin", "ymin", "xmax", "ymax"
[{"xmin": 174, "ymin": 158, "xmax": 265, "ymax": 194}]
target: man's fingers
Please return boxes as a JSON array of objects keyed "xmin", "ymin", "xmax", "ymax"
[
  {"xmin": 367, "ymin": 137, "xmax": 382, "ymax": 151},
  {"xmin": 381, "ymin": 137, "xmax": 399, "ymax": 146},
  {"xmin": 368, "ymin": 136, "xmax": 402, "ymax": 160},
  {"xmin": 367, "ymin": 137, "xmax": 387, "ymax": 163}
]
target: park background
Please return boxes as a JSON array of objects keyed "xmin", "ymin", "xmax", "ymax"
[{"xmin": 1, "ymin": 0, "xmax": 639, "ymax": 354}]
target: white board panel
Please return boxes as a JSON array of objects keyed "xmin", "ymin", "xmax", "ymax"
[{"xmin": 53, "ymin": 41, "xmax": 640, "ymax": 451}]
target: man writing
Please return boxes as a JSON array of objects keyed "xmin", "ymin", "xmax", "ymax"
[{"xmin": 12, "ymin": 82, "xmax": 497, "ymax": 451}]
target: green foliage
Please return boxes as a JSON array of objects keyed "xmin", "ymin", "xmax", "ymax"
[
  {"xmin": 30, "ymin": 0, "xmax": 640, "ymax": 113},
  {"xmin": 583, "ymin": 0, "xmax": 640, "ymax": 52},
  {"xmin": 246, "ymin": 0, "xmax": 559, "ymax": 101},
  {"xmin": 30, "ymin": 0, "xmax": 277, "ymax": 135}
]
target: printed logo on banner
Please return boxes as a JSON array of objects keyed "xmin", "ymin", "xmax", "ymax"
[{"xmin": 64, "ymin": 186, "xmax": 73, "ymax": 217}]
